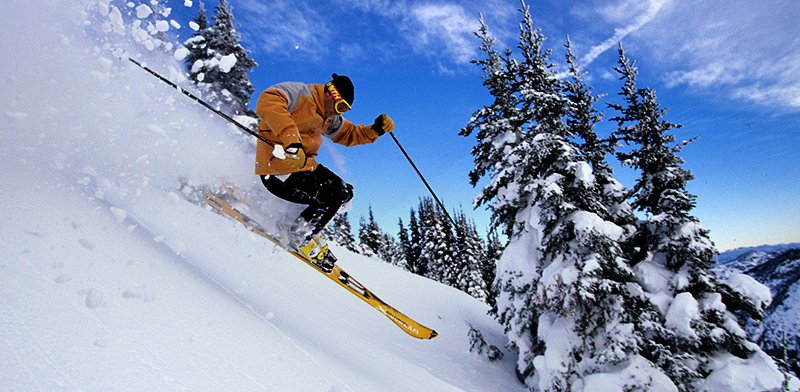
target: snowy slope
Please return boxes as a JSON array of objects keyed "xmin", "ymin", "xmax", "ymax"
[
  {"xmin": 716, "ymin": 247, "xmax": 800, "ymax": 377},
  {"xmin": 0, "ymin": 1, "xmax": 524, "ymax": 391},
  {"xmin": 746, "ymin": 250, "xmax": 800, "ymax": 371}
]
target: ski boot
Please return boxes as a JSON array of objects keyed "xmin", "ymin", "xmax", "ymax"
[{"xmin": 293, "ymin": 235, "xmax": 337, "ymax": 273}]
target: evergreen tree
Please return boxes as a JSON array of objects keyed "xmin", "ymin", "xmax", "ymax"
[
  {"xmin": 563, "ymin": 37, "xmax": 638, "ymax": 257},
  {"xmin": 379, "ymin": 233, "xmax": 407, "ymax": 269},
  {"xmin": 184, "ymin": 0, "xmax": 257, "ymax": 116},
  {"xmin": 563, "ymin": 38, "xmax": 610, "ymax": 177},
  {"xmin": 515, "ymin": 2, "xmax": 564, "ymax": 141},
  {"xmin": 483, "ymin": 228, "xmax": 503, "ymax": 310},
  {"xmin": 406, "ymin": 211, "xmax": 426, "ymax": 276},
  {"xmin": 460, "ymin": 15, "xmax": 528, "ymax": 237},
  {"xmin": 183, "ymin": 2, "xmax": 211, "ymax": 85},
  {"xmin": 351, "ymin": 209, "xmax": 404, "ymax": 266},
  {"xmin": 609, "ymin": 44, "xmax": 786, "ymax": 390},
  {"xmin": 417, "ymin": 197, "xmax": 457, "ymax": 285},
  {"xmin": 328, "ymin": 211, "xmax": 359, "ymax": 254},
  {"xmin": 358, "ymin": 207, "xmax": 384, "ymax": 257},
  {"xmin": 192, "ymin": 1, "xmax": 210, "ymax": 32},
  {"xmin": 397, "ymin": 218, "xmax": 413, "ymax": 272},
  {"xmin": 453, "ymin": 210, "xmax": 489, "ymax": 302}
]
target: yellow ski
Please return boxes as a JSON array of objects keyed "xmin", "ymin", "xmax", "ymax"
[{"xmin": 203, "ymin": 193, "xmax": 438, "ymax": 340}]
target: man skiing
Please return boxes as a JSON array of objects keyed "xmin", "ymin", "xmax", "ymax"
[{"xmin": 254, "ymin": 73, "xmax": 394, "ymax": 271}]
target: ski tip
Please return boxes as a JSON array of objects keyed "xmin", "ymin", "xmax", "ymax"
[{"xmin": 418, "ymin": 329, "xmax": 438, "ymax": 340}]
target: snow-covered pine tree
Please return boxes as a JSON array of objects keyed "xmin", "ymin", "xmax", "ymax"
[
  {"xmin": 468, "ymin": 322, "xmax": 505, "ymax": 362},
  {"xmin": 416, "ymin": 197, "xmax": 457, "ymax": 286},
  {"xmin": 379, "ymin": 233, "xmax": 407, "ymax": 269},
  {"xmin": 397, "ymin": 218, "xmax": 413, "ymax": 272},
  {"xmin": 563, "ymin": 37, "xmax": 638, "ymax": 264},
  {"xmin": 467, "ymin": 4, "xmax": 673, "ymax": 390},
  {"xmin": 183, "ymin": 2, "xmax": 211, "ymax": 86},
  {"xmin": 358, "ymin": 207, "xmax": 384, "ymax": 257},
  {"xmin": 462, "ymin": 11, "xmax": 544, "ymax": 381},
  {"xmin": 460, "ymin": 15, "xmax": 528, "ymax": 238},
  {"xmin": 328, "ymin": 211, "xmax": 359, "ymax": 254},
  {"xmin": 483, "ymin": 228, "xmax": 503, "ymax": 310},
  {"xmin": 405, "ymin": 211, "xmax": 426, "ymax": 276},
  {"xmin": 453, "ymin": 210, "xmax": 489, "ymax": 302},
  {"xmin": 186, "ymin": 0, "xmax": 257, "ymax": 116},
  {"xmin": 190, "ymin": 0, "xmax": 209, "ymax": 31},
  {"xmin": 563, "ymin": 38, "xmax": 608, "ymax": 176},
  {"xmin": 609, "ymin": 43, "xmax": 795, "ymax": 391},
  {"xmin": 349, "ymin": 210, "xmax": 404, "ymax": 266}
]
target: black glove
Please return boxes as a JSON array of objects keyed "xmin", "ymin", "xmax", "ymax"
[{"xmin": 371, "ymin": 114, "xmax": 395, "ymax": 135}]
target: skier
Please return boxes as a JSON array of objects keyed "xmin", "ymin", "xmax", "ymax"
[{"xmin": 254, "ymin": 73, "xmax": 394, "ymax": 271}]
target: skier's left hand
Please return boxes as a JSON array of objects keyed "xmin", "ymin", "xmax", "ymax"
[
  {"xmin": 371, "ymin": 114, "xmax": 395, "ymax": 135},
  {"xmin": 284, "ymin": 143, "xmax": 307, "ymax": 169}
]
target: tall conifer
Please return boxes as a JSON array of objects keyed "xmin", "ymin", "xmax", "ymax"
[
  {"xmin": 609, "ymin": 44, "xmax": 786, "ymax": 390},
  {"xmin": 453, "ymin": 211, "xmax": 489, "ymax": 301}
]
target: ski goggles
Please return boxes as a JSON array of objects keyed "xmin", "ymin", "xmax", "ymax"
[{"xmin": 325, "ymin": 81, "xmax": 351, "ymax": 114}]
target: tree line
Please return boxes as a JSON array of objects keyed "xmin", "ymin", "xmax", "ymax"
[{"xmin": 323, "ymin": 199, "xmax": 504, "ymax": 306}]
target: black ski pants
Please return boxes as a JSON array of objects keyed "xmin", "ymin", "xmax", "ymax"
[{"xmin": 261, "ymin": 164, "xmax": 353, "ymax": 242}]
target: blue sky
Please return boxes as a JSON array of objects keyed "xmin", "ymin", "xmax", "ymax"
[{"xmin": 171, "ymin": 0, "xmax": 799, "ymax": 251}]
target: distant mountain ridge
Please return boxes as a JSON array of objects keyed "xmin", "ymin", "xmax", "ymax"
[
  {"xmin": 718, "ymin": 242, "xmax": 800, "ymax": 264},
  {"xmin": 716, "ymin": 243, "xmax": 800, "ymax": 377}
]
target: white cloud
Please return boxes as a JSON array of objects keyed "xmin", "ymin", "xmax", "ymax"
[
  {"xmin": 733, "ymin": 83, "xmax": 800, "ymax": 110},
  {"xmin": 628, "ymin": 0, "xmax": 800, "ymax": 110},
  {"xmin": 235, "ymin": 0, "xmax": 331, "ymax": 59},
  {"xmin": 348, "ymin": 0, "xmax": 515, "ymax": 65},
  {"xmin": 406, "ymin": 3, "xmax": 479, "ymax": 64},
  {"xmin": 230, "ymin": 0, "xmax": 520, "ymax": 68},
  {"xmin": 664, "ymin": 61, "xmax": 747, "ymax": 88},
  {"xmin": 338, "ymin": 42, "xmax": 365, "ymax": 63},
  {"xmin": 436, "ymin": 61, "xmax": 456, "ymax": 76},
  {"xmin": 580, "ymin": 0, "xmax": 668, "ymax": 66},
  {"xmin": 563, "ymin": 0, "xmax": 800, "ymax": 111}
]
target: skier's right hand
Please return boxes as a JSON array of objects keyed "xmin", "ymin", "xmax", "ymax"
[
  {"xmin": 284, "ymin": 143, "xmax": 307, "ymax": 169},
  {"xmin": 371, "ymin": 114, "xmax": 395, "ymax": 135}
]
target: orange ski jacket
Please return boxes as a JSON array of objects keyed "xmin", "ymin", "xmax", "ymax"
[{"xmin": 254, "ymin": 82, "xmax": 381, "ymax": 175}]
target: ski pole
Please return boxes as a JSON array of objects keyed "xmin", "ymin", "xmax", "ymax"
[
  {"xmin": 127, "ymin": 58, "xmax": 273, "ymax": 146},
  {"xmin": 388, "ymin": 132, "xmax": 457, "ymax": 227}
]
